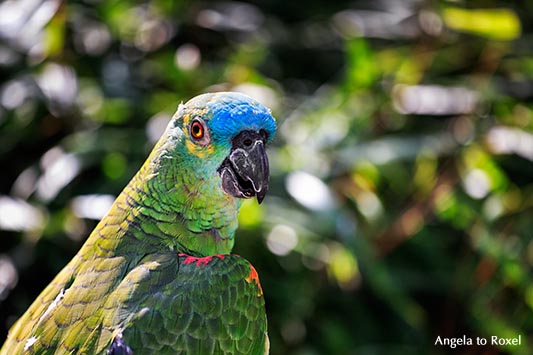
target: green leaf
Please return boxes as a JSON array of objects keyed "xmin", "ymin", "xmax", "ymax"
[{"xmin": 443, "ymin": 7, "xmax": 521, "ymax": 40}]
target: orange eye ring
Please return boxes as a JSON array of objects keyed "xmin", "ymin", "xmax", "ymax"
[{"xmin": 190, "ymin": 120, "xmax": 204, "ymax": 140}]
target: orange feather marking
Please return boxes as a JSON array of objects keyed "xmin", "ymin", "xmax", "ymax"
[{"xmin": 245, "ymin": 264, "xmax": 263, "ymax": 296}]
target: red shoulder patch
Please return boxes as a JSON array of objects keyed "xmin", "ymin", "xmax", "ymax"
[
  {"xmin": 245, "ymin": 264, "xmax": 263, "ymax": 296},
  {"xmin": 178, "ymin": 253, "xmax": 225, "ymax": 267}
]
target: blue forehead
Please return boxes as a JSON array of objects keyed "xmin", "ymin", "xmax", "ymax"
[{"xmin": 188, "ymin": 92, "xmax": 277, "ymax": 144}]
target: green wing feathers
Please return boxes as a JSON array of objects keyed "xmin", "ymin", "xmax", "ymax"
[{"xmin": 120, "ymin": 254, "xmax": 267, "ymax": 355}]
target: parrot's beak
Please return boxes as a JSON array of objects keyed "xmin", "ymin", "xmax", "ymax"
[{"xmin": 218, "ymin": 130, "xmax": 270, "ymax": 204}]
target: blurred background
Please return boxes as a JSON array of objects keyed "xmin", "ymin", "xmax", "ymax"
[{"xmin": 0, "ymin": 0, "xmax": 532, "ymax": 354}]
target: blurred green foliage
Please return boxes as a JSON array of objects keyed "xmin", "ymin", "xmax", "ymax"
[{"xmin": 1, "ymin": 0, "xmax": 532, "ymax": 354}]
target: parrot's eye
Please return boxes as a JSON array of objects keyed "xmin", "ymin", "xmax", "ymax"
[
  {"xmin": 189, "ymin": 118, "xmax": 210, "ymax": 146},
  {"xmin": 191, "ymin": 120, "xmax": 204, "ymax": 139}
]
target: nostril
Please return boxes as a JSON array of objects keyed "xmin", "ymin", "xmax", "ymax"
[
  {"xmin": 243, "ymin": 138, "xmax": 253, "ymax": 147},
  {"xmin": 232, "ymin": 130, "xmax": 266, "ymax": 149}
]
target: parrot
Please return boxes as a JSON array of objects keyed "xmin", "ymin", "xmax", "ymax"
[{"xmin": 0, "ymin": 92, "xmax": 277, "ymax": 355}]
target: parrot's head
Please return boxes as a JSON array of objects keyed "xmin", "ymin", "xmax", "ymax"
[{"xmin": 161, "ymin": 92, "xmax": 276, "ymax": 204}]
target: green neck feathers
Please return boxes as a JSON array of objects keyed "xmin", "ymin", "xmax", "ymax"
[
  {"xmin": 124, "ymin": 134, "xmax": 241, "ymax": 256},
  {"xmin": 89, "ymin": 127, "xmax": 241, "ymax": 258}
]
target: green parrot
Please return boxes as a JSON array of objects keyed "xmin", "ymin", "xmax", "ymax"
[{"xmin": 1, "ymin": 92, "xmax": 277, "ymax": 355}]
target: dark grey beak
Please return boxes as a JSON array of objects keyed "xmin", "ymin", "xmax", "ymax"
[{"xmin": 218, "ymin": 130, "xmax": 269, "ymax": 204}]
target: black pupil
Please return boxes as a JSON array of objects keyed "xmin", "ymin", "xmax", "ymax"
[{"xmin": 192, "ymin": 122, "xmax": 202, "ymax": 137}]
